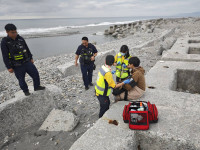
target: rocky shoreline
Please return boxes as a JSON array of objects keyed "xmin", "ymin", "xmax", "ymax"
[{"xmin": 1, "ymin": 17, "xmax": 200, "ymax": 150}]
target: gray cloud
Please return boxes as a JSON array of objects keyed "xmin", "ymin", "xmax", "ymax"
[{"xmin": 0, "ymin": 0, "xmax": 199, "ymax": 19}]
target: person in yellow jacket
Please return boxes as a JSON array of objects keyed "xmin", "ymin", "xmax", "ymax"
[
  {"xmin": 114, "ymin": 45, "xmax": 132, "ymax": 82},
  {"xmin": 95, "ymin": 55, "xmax": 131, "ymax": 118}
]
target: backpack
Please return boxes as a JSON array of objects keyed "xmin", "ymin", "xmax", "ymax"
[{"xmin": 123, "ymin": 101, "xmax": 158, "ymax": 130}]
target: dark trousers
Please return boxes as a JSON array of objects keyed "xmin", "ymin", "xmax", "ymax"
[
  {"xmin": 80, "ymin": 63, "xmax": 93, "ymax": 88},
  {"xmin": 97, "ymin": 95, "xmax": 110, "ymax": 118},
  {"xmin": 14, "ymin": 61, "xmax": 40, "ymax": 92}
]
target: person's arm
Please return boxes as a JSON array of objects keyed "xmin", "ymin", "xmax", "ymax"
[
  {"xmin": 1, "ymin": 40, "xmax": 13, "ymax": 73},
  {"xmin": 115, "ymin": 82, "xmax": 125, "ymax": 88},
  {"xmin": 22, "ymin": 37, "xmax": 33, "ymax": 62},
  {"xmin": 115, "ymin": 78, "xmax": 131, "ymax": 88},
  {"xmin": 75, "ymin": 46, "xmax": 81, "ymax": 66},
  {"xmin": 104, "ymin": 72, "xmax": 125, "ymax": 89},
  {"xmin": 91, "ymin": 52, "xmax": 97, "ymax": 61},
  {"xmin": 94, "ymin": 53, "xmax": 98, "ymax": 57},
  {"xmin": 91, "ymin": 45, "xmax": 98, "ymax": 61},
  {"xmin": 113, "ymin": 54, "xmax": 118, "ymax": 66},
  {"xmin": 75, "ymin": 54, "xmax": 79, "ymax": 66},
  {"xmin": 132, "ymin": 72, "xmax": 139, "ymax": 83}
]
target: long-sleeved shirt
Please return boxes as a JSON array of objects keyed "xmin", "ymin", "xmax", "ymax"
[
  {"xmin": 123, "ymin": 66, "xmax": 146, "ymax": 91},
  {"xmin": 1, "ymin": 35, "xmax": 33, "ymax": 69}
]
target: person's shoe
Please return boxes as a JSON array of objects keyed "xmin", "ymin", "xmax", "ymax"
[
  {"xmin": 24, "ymin": 91, "xmax": 31, "ymax": 96},
  {"xmin": 34, "ymin": 86, "xmax": 45, "ymax": 91},
  {"xmin": 89, "ymin": 83, "xmax": 93, "ymax": 86},
  {"xmin": 85, "ymin": 87, "xmax": 89, "ymax": 90}
]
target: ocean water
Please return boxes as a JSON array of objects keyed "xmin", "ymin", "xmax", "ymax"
[{"xmin": 0, "ymin": 16, "xmax": 157, "ymax": 71}]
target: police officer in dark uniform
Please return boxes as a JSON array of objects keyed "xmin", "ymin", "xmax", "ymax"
[
  {"xmin": 75, "ymin": 37, "xmax": 98, "ymax": 90},
  {"xmin": 1, "ymin": 24, "xmax": 45, "ymax": 96}
]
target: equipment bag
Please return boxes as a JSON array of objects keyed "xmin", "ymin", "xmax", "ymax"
[
  {"xmin": 123, "ymin": 101, "xmax": 158, "ymax": 130},
  {"xmin": 147, "ymin": 102, "xmax": 158, "ymax": 123}
]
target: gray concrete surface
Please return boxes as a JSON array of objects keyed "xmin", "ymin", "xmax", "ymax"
[
  {"xmin": 0, "ymin": 85, "xmax": 62, "ymax": 147},
  {"xmin": 94, "ymin": 50, "xmax": 116, "ymax": 66},
  {"xmin": 69, "ymin": 60, "xmax": 200, "ymax": 150},
  {"xmin": 69, "ymin": 101, "xmax": 138, "ymax": 150},
  {"xmin": 39, "ymin": 108, "xmax": 79, "ymax": 132},
  {"xmin": 134, "ymin": 28, "xmax": 176, "ymax": 50},
  {"xmin": 162, "ymin": 37, "xmax": 200, "ymax": 62},
  {"xmin": 57, "ymin": 50, "xmax": 115, "ymax": 77},
  {"xmin": 57, "ymin": 61, "xmax": 81, "ymax": 77},
  {"xmin": 70, "ymin": 89, "xmax": 200, "ymax": 150},
  {"xmin": 146, "ymin": 60, "xmax": 200, "ymax": 93}
]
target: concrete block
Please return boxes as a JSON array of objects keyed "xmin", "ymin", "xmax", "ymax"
[
  {"xmin": 94, "ymin": 50, "xmax": 116, "ymax": 67},
  {"xmin": 146, "ymin": 60, "xmax": 200, "ymax": 93},
  {"xmin": 69, "ymin": 102, "xmax": 138, "ymax": 150},
  {"xmin": 134, "ymin": 28, "xmax": 176, "ymax": 49},
  {"xmin": 157, "ymin": 37, "xmax": 177, "ymax": 55},
  {"xmin": 57, "ymin": 61, "xmax": 81, "ymax": 77},
  {"xmin": 57, "ymin": 50, "xmax": 115, "ymax": 77},
  {"xmin": 39, "ymin": 109, "xmax": 79, "ymax": 132},
  {"xmin": 70, "ymin": 95, "xmax": 200, "ymax": 149},
  {"xmin": 137, "ymin": 90, "xmax": 200, "ymax": 149},
  {"xmin": 70, "ymin": 60, "xmax": 200, "ymax": 149},
  {"xmin": 0, "ymin": 85, "xmax": 61, "ymax": 147},
  {"xmin": 162, "ymin": 37, "xmax": 200, "ymax": 62}
]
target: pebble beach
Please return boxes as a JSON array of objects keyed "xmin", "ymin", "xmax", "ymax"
[{"xmin": 1, "ymin": 17, "xmax": 200, "ymax": 149}]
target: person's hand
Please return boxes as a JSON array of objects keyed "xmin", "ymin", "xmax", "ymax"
[
  {"xmin": 122, "ymin": 64, "xmax": 126, "ymax": 68},
  {"xmin": 8, "ymin": 68, "xmax": 14, "ymax": 73},
  {"xmin": 30, "ymin": 59, "xmax": 34, "ymax": 63},
  {"xmin": 123, "ymin": 79, "xmax": 131, "ymax": 84},
  {"xmin": 117, "ymin": 61, "xmax": 121, "ymax": 65},
  {"xmin": 91, "ymin": 56, "xmax": 95, "ymax": 61},
  {"xmin": 75, "ymin": 62, "xmax": 78, "ymax": 67},
  {"xmin": 111, "ymin": 71, "xmax": 116, "ymax": 74}
]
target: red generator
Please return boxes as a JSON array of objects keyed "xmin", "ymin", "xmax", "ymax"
[{"xmin": 123, "ymin": 101, "xmax": 158, "ymax": 130}]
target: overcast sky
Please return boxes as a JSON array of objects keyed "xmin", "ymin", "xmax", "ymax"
[{"xmin": 0, "ymin": 0, "xmax": 199, "ymax": 19}]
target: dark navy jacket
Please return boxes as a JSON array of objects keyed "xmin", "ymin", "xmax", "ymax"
[
  {"xmin": 1, "ymin": 35, "xmax": 33, "ymax": 69},
  {"xmin": 75, "ymin": 43, "xmax": 98, "ymax": 64}
]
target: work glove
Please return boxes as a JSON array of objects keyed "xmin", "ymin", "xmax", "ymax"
[
  {"xmin": 123, "ymin": 79, "xmax": 131, "ymax": 84},
  {"xmin": 117, "ymin": 61, "xmax": 121, "ymax": 65},
  {"xmin": 112, "ymin": 71, "xmax": 116, "ymax": 74},
  {"xmin": 122, "ymin": 64, "xmax": 127, "ymax": 68}
]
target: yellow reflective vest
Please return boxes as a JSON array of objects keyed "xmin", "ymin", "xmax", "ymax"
[
  {"xmin": 95, "ymin": 65, "xmax": 112, "ymax": 96},
  {"xmin": 116, "ymin": 52, "xmax": 131, "ymax": 79}
]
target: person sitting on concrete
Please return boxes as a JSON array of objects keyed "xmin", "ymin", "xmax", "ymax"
[
  {"xmin": 75, "ymin": 37, "xmax": 98, "ymax": 90},
  {"xmin": 114, "ymin": 45, "xmax": 132, "ymax": 82},
  {"xmin": 114, "ymin": 57, "xmax": 146, "ymax": 101},
  {"xmin": 1, "ymin": 24, "xmax": 45, "ymax": 96},
  {"xmin": 95, "ymin": 55, "xmax": 131, "ymax": 118}
]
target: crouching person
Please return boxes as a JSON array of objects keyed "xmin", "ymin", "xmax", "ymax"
[
  {"xmin": 114, "ymin": 57, "xmax": 146, "ymax": 101},
  {"xmin": 95, "ymin": 55, "xmax": 131, "ymax": 118}
]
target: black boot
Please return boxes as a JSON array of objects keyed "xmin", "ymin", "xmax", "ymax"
[
  {"xmin": 24, "ymin": 91, "xmax": 31, "ymax": 96},
  {"xmin": 34, "ymin": 86, "xmax": 45, "ymax": 91},
  {"xmin": 89, "ymin": 83, "xmax": 93, "ymax": 86}
]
